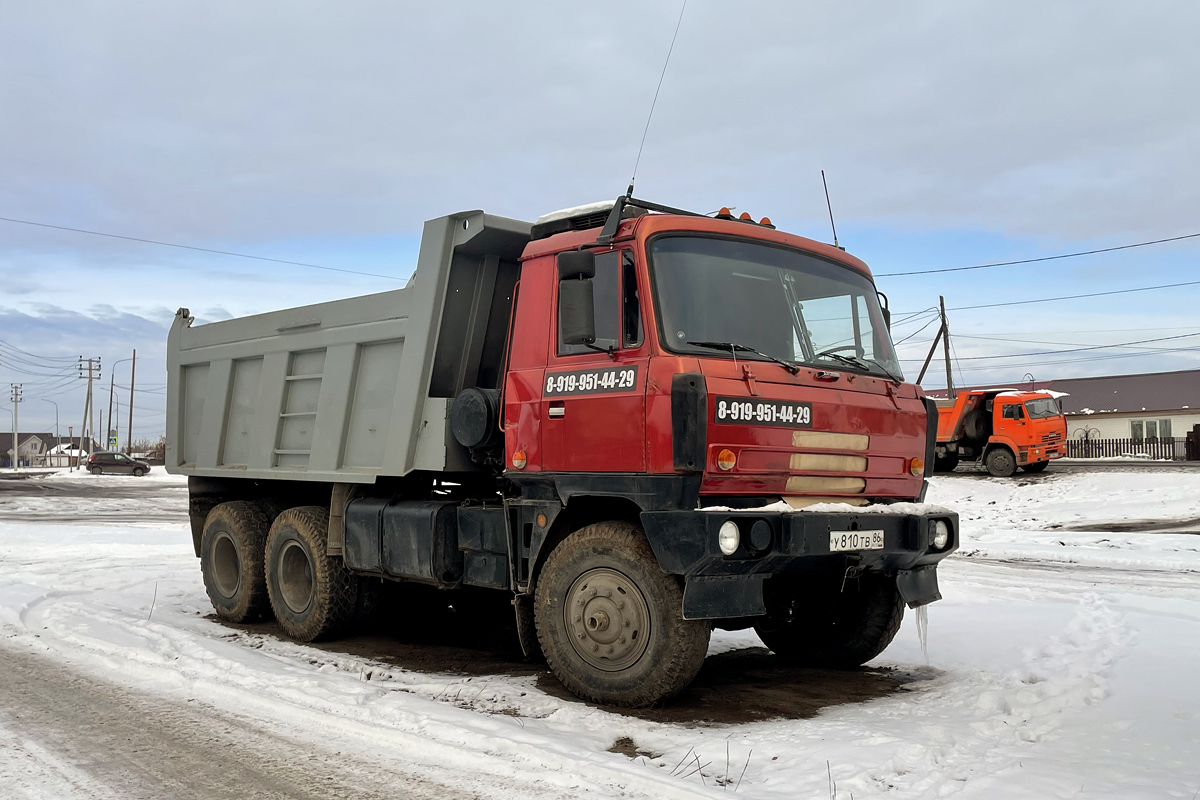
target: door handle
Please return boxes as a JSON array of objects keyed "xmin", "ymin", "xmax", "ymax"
[{"xmin": 549, "ymin": 402, "xmax": 565, "ymax": 418}]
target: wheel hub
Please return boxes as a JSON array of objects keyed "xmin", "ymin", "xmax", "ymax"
[
  {"xmin": 565, "ymin": 567, "xmax": 650, "ymax": 671},
  {"xmin": 211, "ymin": 532, "xmax": 241, "ymax": 599},
  {"xmin": 278, "ymin": 540, "xmax": 315, "ymax": 614}
]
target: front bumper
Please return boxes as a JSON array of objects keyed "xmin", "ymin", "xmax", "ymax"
[{"xmin": 640, "ymin": 506, "xmax": 958, "ymax": 619}]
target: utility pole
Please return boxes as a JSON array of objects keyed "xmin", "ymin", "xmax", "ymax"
[
  {"xmin": 77, "ymin": 356, "xmax": 100, "ymax": 462},
  {"xmin": 107, "ymin": 370, "xmax": 115, "ymax": 450},
  {"xmin": 940, "ymin": 296, "xmax": 955, "ymax": 399},
  {"xmin": 127, "ymin": 349, "xmax": 136, "ymax": 455},
  {"xmin": 8, "ymin": 383, "xmax": 21, "ymax": 470},
  {"xmin": 68, "ymin": 425, "xmax": 74, "ymax": 471}
]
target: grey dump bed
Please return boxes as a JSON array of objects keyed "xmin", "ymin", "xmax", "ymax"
[{"xmin": 166, "ymin": 211, "xmax": 530, "ymax": 483}]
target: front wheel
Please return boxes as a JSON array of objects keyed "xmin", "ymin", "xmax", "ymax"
[
  {"xmin": 534, "ymin": 521, "xmax": 710, "ymax": 707},
  {"xmin": 1022, "ymin": 460, "xmax": 1049, "ymax": 473},
  {"xmin": 265, "ymin": 506, "xmax": 358, "ymax": 642},
  {"xmin": 755, "ymin": 572, "xmax": 905, "ymax": 669},
  {"xmin": 985, "ymin": 447, "xmax": 1016, "ymax": 477},
  {"xmin": 132, "ymin": 467, "xmax": 146, "ymax": 477}
]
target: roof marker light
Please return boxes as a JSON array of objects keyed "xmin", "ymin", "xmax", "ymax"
[{"xmin": 739, "ymin": 212, "xmax": 753, "ymax": 221}]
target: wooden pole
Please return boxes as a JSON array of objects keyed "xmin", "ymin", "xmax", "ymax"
[
  {"xmin": 915, "ymin": 324, "xmax": 944, "ymax": 385},
  {"xmin": 940, "ymin": 296, "xmax": 955, "ymax": 399}
]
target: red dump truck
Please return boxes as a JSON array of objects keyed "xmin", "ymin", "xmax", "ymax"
[
  {"xmin": 167, "ymin": 196, "xmax": 958, "ymax": 707},
  {"xmin": 934, "ymin": 389, "xmax": 1067, "ymax": 476}
]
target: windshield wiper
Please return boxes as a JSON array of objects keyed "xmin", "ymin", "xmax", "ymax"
[
  {"xmin": 814, "ymin": 350, "xmax": 903, "ymax": 385},
  {"xmin": 687, "ymin": 341, "xmax": 801, "ymax": 375}
]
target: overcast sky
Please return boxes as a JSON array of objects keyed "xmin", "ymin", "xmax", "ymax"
[{"xmin": 2, "ymin": 1, "xmax": 1198, "ymax": 437}]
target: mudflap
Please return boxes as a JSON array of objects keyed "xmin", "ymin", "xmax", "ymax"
[
  {"xmin": 896, "ymin": 565, "xmax": 941, "ymax": 608},
  {"xmin": 513, "ymin": 594, "xmax": 542, "ymax": 661},
  {"xmin": 682, "ymin": 575, "xmax": 766, "ymax": 620}
]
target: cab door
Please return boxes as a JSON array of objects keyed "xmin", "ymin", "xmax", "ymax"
[
  {"xmin": 540, "ymin": 250, "xmax": 648, "ymax": 472},
  {"xmin": 994, "ymin": 400, "xmax": 1027, "ymax": 442}
]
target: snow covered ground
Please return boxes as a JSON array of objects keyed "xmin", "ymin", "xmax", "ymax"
[{"xmin": 1, "ymin": 467, "xmax": 1198, "ymax": 798}]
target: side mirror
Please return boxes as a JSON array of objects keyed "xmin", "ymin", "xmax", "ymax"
[
  {"xmin": 877, "ymin": 291, "xmax": 891, "ymax": 331},
  {"xmin": 559, "ymin": 279, "xmax": 596, "ymax": 345},
  {"xmin": 557, "ymin": 251, "xmax": 597, "ymax": 346}
]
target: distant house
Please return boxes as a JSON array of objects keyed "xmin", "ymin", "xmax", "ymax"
[
  {"xmin": 1, "ymin": 434, "xmax": 101, "ymax": 467},
  {"xmin": 0, "ymin": 432, "xmax": 49, "ymax": 467},
  {"xmin": 1049, "ymin": 369, "xmax": 1200, "ymax": 441}
]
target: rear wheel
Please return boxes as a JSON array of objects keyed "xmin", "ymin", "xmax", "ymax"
[
  {"xmin": 200, "ymin": 501, "xmax": 271, "ymax": 622},
  {"xmin": 1022, "ymin": 460, "xmax": 1049, "ymax": 473},
  {"xmin": 985, "ymin": 447, "xmax": 1017, "ymax": 477},
  {"xmin": 265, "ymin": 506, "xmax": 358, "ymax": 642},
  {"xmin": 90, "ymin": 466, "xmax": 103, "ymax": 475},
  {"xmin": 754, "ymin": 572, "xmax": 905, "ymax": 668},
  {"xmin": 534, "ymin": 521, "xmax": 710, "ymax": 707}
]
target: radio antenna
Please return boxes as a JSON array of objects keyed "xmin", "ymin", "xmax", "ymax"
[
  {"xmin": 821, "ymin": 169, "xmax": 841, "ymax": 249},
  {"xmin": 627, "ymin": 0, "xmax": 688, "ymax": 197}
]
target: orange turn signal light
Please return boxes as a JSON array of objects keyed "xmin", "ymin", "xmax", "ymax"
[
  {"xmin": 512, "ymin": 450, "xmax": 528, "ymax": 469},
  {"xmin": 908, "ymin": 457, "xmax": 925, "ymax": 476},
  {"xmin": 717, "ymin": 449, "xmax": 737, "ymax": 471}
]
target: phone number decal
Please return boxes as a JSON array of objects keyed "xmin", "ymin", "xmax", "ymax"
[
  {"xmin": 544, "ymin": 365, "xmax": 639, "ymax": 397},
  {"xmin": 714, "ymin": 397, "xmax": 813, "ymax": 428}
]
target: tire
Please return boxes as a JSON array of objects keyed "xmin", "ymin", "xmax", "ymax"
[
  {"xmin": 934, "ymin": 454, "xmax": 960, "ymax": 472},
  {"xmin": 200, "ymin": 501, "xmax": 271, "ymax": 622},
  {"xmin": 1022, "ymin": 460, "xmax": 1049, "ymax": 473},
  {"xmin": 754, "ymin": 572, "xmax": 905, "ymax": 669},
  {"xmin": 962, "ymin": 409, "xmax": 990, "ymax": 441},
  {"xmin": 265, "ymin": 506, "xmax": 358, "ymax": 642},
  {"xmin": 985, "ymin": 447, "xmax": 1017, "ymax": 477},
  {"xmin": 90, "ymin": 466, "xmax": 103, "ymax": 475},
  {"xmin": 132, "ymin": 467, "xmax": 146, "ymax": 477},
  {"xmin": 534, "ymin": 521, "xmax": 710, "ymax": 707}
]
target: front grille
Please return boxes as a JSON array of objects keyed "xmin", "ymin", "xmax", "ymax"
[{"xmin": 1042, "ymin": 432, "xmax": 1062, "ymax": 443}]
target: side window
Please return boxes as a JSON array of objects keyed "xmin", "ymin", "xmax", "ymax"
[
  {"xmin": 1159, "ymin": 418, "xmax": 1172, "ymax": 438},
  {"xmin": 622, "ymin": 250, "xmax": 642, "ymax": 348},
  {"xmin": 1002, "ymin": 404, "xmax": 1024, "ymax": 420},
  {"xmin": 558, "ymin": 251, "xmax": 620, "ymax": 356},
  {"xmin": 1131, "ymin": 420, "xmax": 1143, "ymax": 442}
]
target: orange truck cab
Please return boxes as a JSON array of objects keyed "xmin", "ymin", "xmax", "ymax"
[{"xmin": 934, "ymin": 390, "xmax": 1067, "ymax": 476}]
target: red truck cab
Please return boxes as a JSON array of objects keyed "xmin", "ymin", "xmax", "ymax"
[{"xmin": 503, "ymin": 204, "xmax": 931, "ymax": 507}]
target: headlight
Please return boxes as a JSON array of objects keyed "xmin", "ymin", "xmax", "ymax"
[
  {"xmin": 718, "ymin": 520, "xmax": 740, "ymax": 555},
  {"xmin": 932, "ymin": 520, "xmax": 950, "ymax": 550}
]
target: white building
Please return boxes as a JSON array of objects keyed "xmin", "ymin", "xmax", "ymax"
[{"xmin": 1052, "ymin": 368, "xmax": 1200, "ymax": 441}]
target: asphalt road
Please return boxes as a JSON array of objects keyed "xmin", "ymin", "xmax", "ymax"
[{"xmin": 0, "ymin": 644, "xmax": 475, "ymax": 800}]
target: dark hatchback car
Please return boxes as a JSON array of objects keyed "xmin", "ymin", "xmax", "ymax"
[{"xmin": 86, "ymin": 452, "xmax": 151, "ymax": 476}]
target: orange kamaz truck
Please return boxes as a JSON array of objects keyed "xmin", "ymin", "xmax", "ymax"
[{"xmin": 933, "ymin": 390, "xmax": 1067, "ymax": 476}]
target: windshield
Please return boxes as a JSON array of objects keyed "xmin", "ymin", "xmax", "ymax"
[
  {"xmin": 648, "ymin": 236, "xmax": 902, "ymax": 378},
  {"xmin": 1024, "ymin": 398, "xmax": 1061, "ymax": 419}
]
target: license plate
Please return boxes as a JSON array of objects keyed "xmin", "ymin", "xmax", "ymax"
[{"xmin": 829, "ymin": 530, "xmax": 885, "ymax": 552}]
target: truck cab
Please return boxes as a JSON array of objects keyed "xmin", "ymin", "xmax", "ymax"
[{"xmin": 934, "ymin": 389, "xmax": 1067, "ymax": 476}]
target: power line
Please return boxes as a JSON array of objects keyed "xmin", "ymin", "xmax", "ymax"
[
  {"xmin": 877, "ymin": 231, "xmax": 1200, "ymax": 277},
  {"xmin": 897, "ymin": 331, "xmax": 1200, "ymax": 362},
  {"xmin": 948, "ymin": 279, "xmax": 1200, "ymax": 311},
  {"xmin": 0, "ymin": 216, "xmax": 406, "ymax": 282}
]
